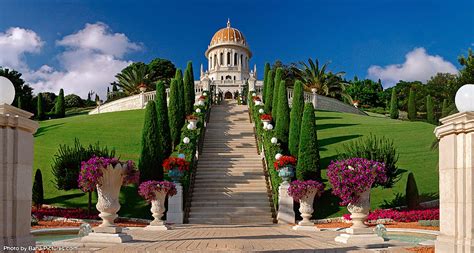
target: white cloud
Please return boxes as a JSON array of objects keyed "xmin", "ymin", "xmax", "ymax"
[
  {"xmin": 0, "ymin": 27, "xmax": 43, "ymax": 69},
  {"xmin": 367, "ymin": 47, "xmax": 458, "ymax": 88},
  {"xmin": 26, "ymin": 22, "xmax": 141, "ymax": 98}
]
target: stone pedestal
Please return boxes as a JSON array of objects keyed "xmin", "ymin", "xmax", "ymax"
[
  {"xmin": 0, "ymin": 104, "xmax": 39, "ymax": 251},
  {"xmin": 434, "ymin": 112, "xmax": 474, "ymax": 253},
  {"xmin": 277, "ymin": 182, "xmax": 295, "ymax": 224},
  {"xmin": 167, "ymin": 183, "xmax": 183, "ymax": 224}
]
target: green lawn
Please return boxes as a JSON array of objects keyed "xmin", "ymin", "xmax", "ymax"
[{"xmin": 34, "ymin": 108, "xmax": 438, "ymax": 219}]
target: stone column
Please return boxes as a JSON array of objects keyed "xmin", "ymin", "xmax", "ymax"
[
  {"xmin": 311, "ymin": 88, "xmax": 318, "ymax": 109},
  {"xmin": 0, "ymin": 104, "xmax": 39, "ymax": 251},
  {"xmin": 166, "ymin": 183, "xmax": 183, "ymax": 224},
  {"xmin": 434, "ymin": 112, "xmax": 474, "ymax": 252},
  {"xmin": 277, "ymin": 182, "xmax": 295, "ymax": 224}
]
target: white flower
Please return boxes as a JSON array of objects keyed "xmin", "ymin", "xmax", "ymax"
[
  {"xmin": 266, "ymin": 124, "xmax": 273, "ymax": 130},
  {"xmin": 348, "ymin": 166, "xmax": 354, "ymax": 171},
  {"xmin": 252, "ymin": 92, "xmax": 257, "ymax": 97}
]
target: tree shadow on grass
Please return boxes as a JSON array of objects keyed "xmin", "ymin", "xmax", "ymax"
[
  {"xmin": 44, "ymin": 192, "xmax": 86, "ymax": 205},
  {"xmin": 319, "ymin": 134, "xmax": 362, "ymax": 149},
  {"xmin": 118, "ymin": 185, "xmax": 150, "ymax": 219},
  {"xmin": 317, "ymin": 123, "xmax": 358, "ymax": 131},
  {"xmin": 380, "ymin": 192, "xmax": 439, "ymax": 209},
  {"xmin": 313, "ymin": 190, "xmax": 344, "ymax": 219},
  {"xmin": 315, "ymin": 116, "xmax": 342, "ymax": 121},
  {"xmin": 34, "ymin": 123, "xmax": 65, "ymax": 137}
]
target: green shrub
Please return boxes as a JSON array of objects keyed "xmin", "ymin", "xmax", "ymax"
[
  {"xmin": 65, "ymin": 94, "xmax": 84, "ymax": 108},
  {"xmin": 339, "ymin": 134, "xmax": 399, "ymax": 187},
  {"xmin": 262, "ymin": 62, "xmax": 270, "ymax": 103},
  {"xmin": 441, "ymin": 99, "xmax": 449, "ymax": 118},
  {"xmin": 54, "ymin": 89, "xmax": 66, "ymax": 118},
  {"xmin": 408, "ymin": 88, "xmax": 416, "ymax": 121},
  {"xmin": 168, "ymin": 78, "xmax": 181, "ymax": 147},
  {"xmin": 37, "ymin": 93, "xmax": 45, "ymax": 120},
  {"xmin": 276, "ymin": 80, "xmax": 290, "ymax": 147},
  {"xmin": 406, "ymin": 172, "xmax": 420, "ymax": 210},
  {"xmin": 426, "ymin": 95, "xmax": 435, "ymax": 124},
  {"xmin": 289, "ymin": 80, "xmax": 304, "ymax": 157},
  {"xmin": 264, "ymin": 70, "xmax": 274, "ymax": 113},
  {"xmin": 155, "ymin": 81, "xmax": 172, "ymax": 158},
  {"xmin": 175, "ymin": 69, "xmax": 185, "ymax": 130},
  {"xmin": 389, "ymin": 88, "xmax": 399, "ymax": 119},
  {"xmin": 272, "ymin": 68, "xmax": 283, "ymax": 121},
  {"xmin": 296, "ymin": 103, "xmax": 321, "ymax": 180},
  {"xmin": 32, "ymin": 169, "xmax": 44, "ymax": 209},
  {"xmin": 139, "ymin": 101, "xmax": 164, "ymax": 182}
]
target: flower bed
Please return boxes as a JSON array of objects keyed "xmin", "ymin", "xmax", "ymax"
[
  {"xmin": 138, "ymin": 180, "xmax": 177, "ymax": 202},
  {"xmin": 32, "ymin": 207, "xmax": 99, "ymax": 220},
  {"xmin": 260, "ymin": 114, "xmax": 273, "ymax": 121},
  {"xmin": 342, "ymin": 208, "xmax": 439, "ymax": 222},
  {"xmin": 288, "ymin": 180, "xmax": 325, "ymax": 202}
]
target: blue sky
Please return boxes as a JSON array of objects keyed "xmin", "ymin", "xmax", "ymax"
[{"xmin": 0, "ymin": 0, "xmax": 473, "ymax": 97}]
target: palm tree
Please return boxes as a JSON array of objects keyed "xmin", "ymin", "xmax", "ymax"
[
  {"xmin": 292, "ymin": 58, "xmax": 352, "ymax": 102},
  {"xmin": 115, "ymin": 63, "xmax": 151, "ymax": 95}
]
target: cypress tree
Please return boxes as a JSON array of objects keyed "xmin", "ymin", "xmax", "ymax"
[
  {"xmin": 289, "ymin": 80, "xmax": 304, "ymax": 157},
  {"xmin": 168, "ymin": 78, "xmax": 181, "ymax": 148},
  {"xmin": 32, "ymin": 169, "xmax": 44, "ymax": 209},
  {"xmin": 17, "ymin": 96, "xmax": 22, "ymax": 109},
  {"xmin": 389, "ymin": 88, "xmax": 399, "ymax": 119},
  {"xmin": 184, "ymin": 62, "xmax": 195, "ymax": 116},
  {"xmin": 37, "ymin": 93, "xmax": 45, "ymax": 120},
  {"xmin": 139, "ymin": 101, "xmax": 164, "ymax": 182},
  {"xmin": 175, "ymin": 69, "xmax": 185, "ymax": 129},
  {"xmin": 155, "ymin": 81, "xmax": 172, "ymax": 157},
  {"xmin": 441, "ymin": 99, "xmax": 449, "ymax": 118},
  {"xmin": 276, "ymin": 80, "xmax": 290, "ymax": 147},
  {"xmin": 262, "ymin": 62, "xmax": 270, "ymax": 102},
  {"xmin": 405, "ymin": 172, "xmax": 420, "ymax": 210},
  {"xmin": 264, "ymin": 70, "xmax": 274, "ymax": 113},
  {"xmin": 426, "ymin": 95, "xmax": 435, "ymax": 124},
  {"xmin": 296, "ymin": 103, "xmax": 321, "ymax": 180},
  {"xmin": 408, "ymin": 88, "xmax": 416, "ymax": 121},
  {"xmin": 55, "ymin": 88, "xmax": 65, "ymax": 118},
  {"xmin": 272, "ymin": 68, "xmax": 283, "ymax": 121}
]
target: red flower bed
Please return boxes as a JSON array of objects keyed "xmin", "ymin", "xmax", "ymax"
[
  {"xmin": 273, "ymin": 155, "xmax": 297, "ymax": 170},
  {"xmin": 32, "ymin": 207, "xmax": 99, "ymax": 220},
  {"xmin": 162, "ymin": 157, "xmax": 190, "ymax": 172},
  {"xmin": 343, "ymin": 208, "xmax": 439, "ymax": 222},
  {"xmin": 260, "ymin": 114, "xmax": 272, "ymax": 121}
]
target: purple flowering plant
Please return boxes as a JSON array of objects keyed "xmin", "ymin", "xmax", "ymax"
[
  {"xmin": 138, "ymin": 180, "xmax": 177, "ymax": 202},
  {"xmin": 78, "ymin": 156, "xmax": 140, "ymax": 192},
  {"xmin": 327, "ymin": 158, "xmax": 387, "ymax": 206},
  {"xmin": 287, "ymin": 180, "xmax": 325, "ymax": 202}
]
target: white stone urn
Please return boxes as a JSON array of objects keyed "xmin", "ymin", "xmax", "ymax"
[
  {"xmin": 293, "ymin": 189, "xmax": 318, "ymax": 231},
  {"xmin": 188, "ymin": 118, "xmax": 198, "ymax": 129},
  {"xmin": 96, "ymin": 163, "xmax": 126, "ymax": 228},
  {"xmin": 347, "ymin": 189, "xmax": 371, "ymax": 230},
  {"xmin": 261, "ymin": 119, "xmax": 270, "ymax": 129},
  {"xmin": 146, "ymin": 190, "xmax": 170, "ymax": 230}
]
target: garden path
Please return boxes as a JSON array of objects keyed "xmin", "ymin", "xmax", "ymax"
[{"xmin": 188, "ymin": 100, "xmax": 274, "ymax": 224}]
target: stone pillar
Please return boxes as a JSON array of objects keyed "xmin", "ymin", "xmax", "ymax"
[
  {"xmin": 0, "ymin": 104, "xmax": 39, "ymax": 251},
  {"xmin": 434, "ymin": 112, "xmax": 474, "ymax": 252},
  {"xmin": 277, "ymin": 182, "xmax": 295, "ymax": 224},
  {"xmin": 311, "ymin": 88, "xmax": 318, "ymax": 109},
  {"xmin": 167, "ymin": 183, "xmax": 183, "ymax": 224}
]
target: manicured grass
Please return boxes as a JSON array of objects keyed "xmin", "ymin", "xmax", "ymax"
[{"xmin": 34, "ymin": 108, "xmax": 438, "ymax": 219}]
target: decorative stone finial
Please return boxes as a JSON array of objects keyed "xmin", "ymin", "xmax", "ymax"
[{"xmin": 227, "ymin": 18, "xmax": 231, "ymax": 28}]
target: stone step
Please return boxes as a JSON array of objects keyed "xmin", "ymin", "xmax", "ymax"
[
  {"xmin": 191, "ymin": 201, "xmax": 271, "ymax": 207},
  {"xmin": 187, "ymin": 217, "xmax": 273, "ymax": 225},
  {"xmin": 195, "ymin": 171, "xmax": 264, "ymax": 176},
  {"xmin": 192, "ymin": 188, "xmax": 268, "ymax": 193},
  {"xmin": 190, "ymin": 206, "xmax": 271, "ymax": 214},
  {"xmin": 191, "ymin": 193, "xmax": 270, "ymax": 200}
]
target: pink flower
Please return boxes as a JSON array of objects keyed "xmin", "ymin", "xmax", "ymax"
[
  {"xmin": 138, "ymin": 180, "xmax": 177, "ymax": 203},
  {"xmin": 287, "ymin": 180, "xmax": 325, "ymax": 202}
]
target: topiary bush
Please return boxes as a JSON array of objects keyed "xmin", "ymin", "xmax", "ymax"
[
  {"xmin": 168, "ymin": 78, "xmax": 181, "ymax": 148},
  {"xmin": 264, "ymin": 70, "xmax": 274, "ymax": 113},
  {"xmin": 155, "ymin": 81, "xmax": 172, "ymax": 158},
  {"xmin": 408, "ymin": 88, "xmax": 416, "ymax": 121},
  {"xmin": 139, "ymin": 100, "xmax": 164, "ymax": 182},
  {"xmin": 37, "ymin": 93, "xmax": 45, "ymax": 120},
  {"xmin": 441, "ymin": 99, "xmax": 449, "ymax": 118},
  {"xmin": 339, "ymin": 134, "xmax": 399, "ymax": 188},
  {"xmin": 406, "ymin": 172, "xmax": 420, "ymax": 210},
  {"xmin": 426, "ymin": 95, "xmax": 435, "ymax": 124},
  {"xmin": 32, "ymin": 169, "xmax": 44, "ymax": 209},
  {"xmin": 289, "ymin": 80, "xmax": 304, "ymax": 157},
  {"xmin": 296, "ymin": 103, "xmax": 321, "ymax": 180},
  {"xmin": 262, "ymin": 62, "xmax": 270, "ymax": 103},
  {"xmin": 389, "ymin": 88, "xmax": 399, "ymax": 119},
  {"xmin": 275, "ymin": 80, "xmax": 290, "ymax": 147},
  {"xmin": 184, "ymin": 62, "xmax": 195, "ymax": 116},
  {"xmin": 175, "ymin": 69, "xmax": 185, "ymax": 130},
  {"xmin": 272, "ymin": 67, "xmax": 283, "ymax": 121},
  {"xmin": 55, "ymin": 88, "xmax": 66, "ymax": 118}
]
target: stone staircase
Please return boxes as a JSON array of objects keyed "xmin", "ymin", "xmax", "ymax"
[{"xmin": 188, "ymin": 101, "xmax": 274, "ymax": 224}]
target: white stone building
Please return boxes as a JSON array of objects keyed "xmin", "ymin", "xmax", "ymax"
[{"xmin": 195, "ymin": 19, "xmax": 262, "ymax": 99}]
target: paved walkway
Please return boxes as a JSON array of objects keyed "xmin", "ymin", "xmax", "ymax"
[{"xmin": 68, "ymin": 225, "xmax": 410, "ymax": 252}]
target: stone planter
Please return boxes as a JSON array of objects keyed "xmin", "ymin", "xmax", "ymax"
[
  {"xmin": 292, "ymin": 189, "xmax": 318, "ymax": 231},
  {"xmin": 335, "ymin": 189, "xmax": 384, "ymax": 245},
  {"xmin": 261, "ymin": 119, "xmax": 270, "ymax": 129},
  {"xmin": 168, "ymin": 168, "xmax": 183, "ymax": 183},
  {"xmin": 188, "ymin": 119, "xmax": 198, "ymax": 130},
  {"xmin": 145, "ymin": 190, "xmax": 170, "ymax": 230},
  {"xmin": 278, "ymin": 166, "xmax": 294, "ymax": 183}
]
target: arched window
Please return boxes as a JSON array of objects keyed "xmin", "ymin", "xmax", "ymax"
[
  {"xmin": 227, "ymin": 52, "xmax": 231, "ymax": 65},
  {"xmin": 226, "ymin": 75, "xmax": 232, "ymax": 80},
  {"xmin": 221, "ymin": 76, "xmax": 223, "ymax": 80},
  {"xmin": 234, "ymin": 53, "xmax": 237, "ymax": 65},
  {"xmin": 220, "ymin": 52, "xmax": 223, "ymax": 66},
  {"xmin": 214, "ymin": 54, "xmax": 217, "ymax": 67},
  {"xmin": 240, "ymin": 55, "xmax": 243, "ymax": 66},
  {"xmin": 210, "ymin": 56, "xmax": 212, "ymax": 68},
  {"xmin": 233, "ymin": 76, "xmax": 236, "ymax": 80}
]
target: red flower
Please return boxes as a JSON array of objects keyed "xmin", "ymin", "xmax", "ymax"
[
  {"xmin": 260, "ymin": 114, "xmax": 272, "ymax": 121},
  {"xmin": 252, "ymin": 96, "xmax": 261, "ymax": 101},
  {"xmin": 273, "ymin": 155, "xmax": 297, "ymax": 170},
  {"xmin": 186, "ymin": 114, "xmax": 199, "ymax": 120},
  {"xmin": 162, "ymin": 157, "xmax": 190, "ymax": 172}
]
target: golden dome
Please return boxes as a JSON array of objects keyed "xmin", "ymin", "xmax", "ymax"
[{"xmin": 210, "ymin": 19, "xmax": 247, "ymax": 47}]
